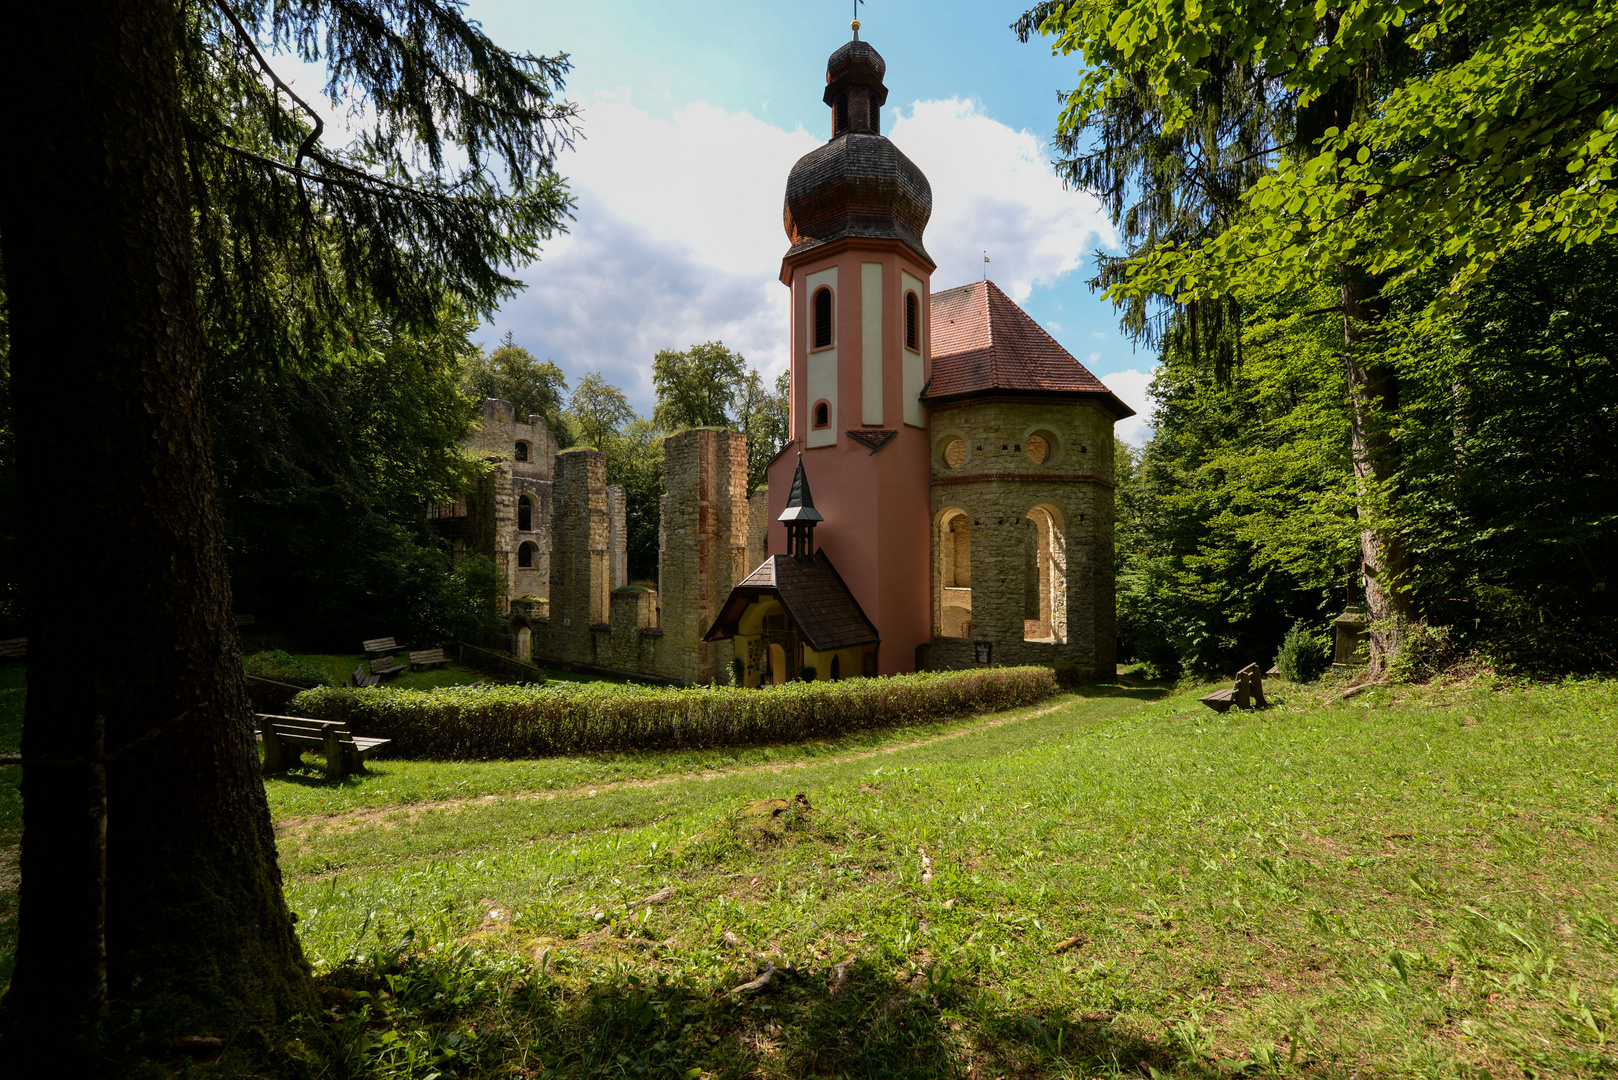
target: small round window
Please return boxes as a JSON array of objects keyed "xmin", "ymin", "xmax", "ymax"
[
  {"xmin": 1025, "ymin": 431, "xmax": 1057, "ymax": 465},
  {"xmin": 943, "ymin": 437, "xmax": 967, "ymax": 469}
]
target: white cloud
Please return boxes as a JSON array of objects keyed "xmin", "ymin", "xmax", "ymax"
[
  {"xmin": 1046, "ymin": 321, "xmax": 1061, "ymax": 332},
  {"xmin": 1096, "ymin": 366, "xmax": 1161, "ymax": 447},
  {"xmin": 1087, "ymin": 351, "xmax": 1101, "ymax": 362},
  {"xmin": 486, "ymin": 92, "xmax": 1116, "ymax": 415},
  {"xmin": 887, "ymin": 99, "xmax": 1115, "ymax": 301}
]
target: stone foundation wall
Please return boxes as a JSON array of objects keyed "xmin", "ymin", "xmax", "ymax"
[{"xmin": 927, "ymin": 399, "xmax": 1117, "ymax": 678}]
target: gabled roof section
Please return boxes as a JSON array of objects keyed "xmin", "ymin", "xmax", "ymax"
[
  {"xmin": 924, "ymin": 280, "xmax": 1136, "ymax": 418},
  {"xmin": 703, "ymin": 550, "xmax": 879, "ymax": 653}
]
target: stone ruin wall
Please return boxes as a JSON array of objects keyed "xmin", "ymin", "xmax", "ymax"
[
  {"xmin": 527, "ymin": 428, "xmax": 752, "ymax": 685},
  {"xmin": 926, "ymin": 399, "xmax": 1118, "ymax": 679},
  {"xmin": 464, "ymin": 398, "xmax": 559, "ymax": 605}
]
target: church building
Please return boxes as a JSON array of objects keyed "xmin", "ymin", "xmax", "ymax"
[{"xmin": 704, "ymin": 24, "xmax": 1133, "ymax": 682}]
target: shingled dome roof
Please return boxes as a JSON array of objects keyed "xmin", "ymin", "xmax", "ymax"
[
  {"xmin": 783, "ymin": 32, "xmax": 933, "ymax": 266},
  {"xmin": 923, "ymin": 281, "xmax": 1136, "ymax": 418}
]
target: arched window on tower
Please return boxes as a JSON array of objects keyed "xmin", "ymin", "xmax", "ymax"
[
  {"xmin": 517, "ymin": 494, "xmax": 533, "ymax": 532},
  {"xmin": 813, "ymin": 400, "xmax": 830, "ymax": 429},
  {"xmin": 813, "ymin": 287, "xmax": 833, "ymax": 349},
  {"xmin": 514, "ymin": 441, "xmax": 529, "ymax": 462},
  {"xmin": 517, "ymin": 541, "xmax": 537, "ymax": 569},
  {"xmin": 905, "ymin": 291, "xmax": 920, "ymax": 351}
]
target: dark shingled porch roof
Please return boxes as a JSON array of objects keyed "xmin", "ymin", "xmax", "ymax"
[
  {"xmin": 703, "ymin": 550, "xmax": 879, "ymax": 653},
  {"xmin": 923, "ymin": 280, "xmax": 1135, "ymax": 418}
]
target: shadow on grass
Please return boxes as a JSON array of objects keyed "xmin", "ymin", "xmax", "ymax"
[{"xmin": 305, "ymin": 951, "xmax": 1204, "ymax": 1080}]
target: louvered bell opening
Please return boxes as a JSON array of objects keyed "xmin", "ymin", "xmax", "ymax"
[{"xmin": 814, "ymin": 287, "xmax": 833, "ymax": 348}]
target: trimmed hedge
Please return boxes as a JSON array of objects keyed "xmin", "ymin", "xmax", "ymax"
[{"xmin": 287, "ymin": 666, "xmax": 1057, "ymax": 759}]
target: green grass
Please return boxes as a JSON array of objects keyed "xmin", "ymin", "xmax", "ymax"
[
  {"xmin": 4, "ymin": 669, "xmax": 1618, "ymax": 1078},
  {"xmin": 258, "ymin": 673, "xmax": 1618, "ymax": 1078},
  {"xmin": 0, "ymin": 664, "xmax": 22, "ymax": 991}
]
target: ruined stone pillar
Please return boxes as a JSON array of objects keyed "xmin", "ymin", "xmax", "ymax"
[
  {"xmin": 656, "ymin": 429, "xmax": 748, "ymax": 683},
  {"xmin": 548, "ymin": 448, "xmax": 609, "ymax": 663},
  {"xmin": 606, "ymin": 484, "xmax": 628, "ymax": 589},
  {"xmin": 746, "ymin": 484, "xmax": 771, "ymax": 574}
]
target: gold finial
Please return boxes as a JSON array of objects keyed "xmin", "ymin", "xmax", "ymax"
[{"xmin": 852, "ymin": 19, "xmax": 860, "ymax": 30}]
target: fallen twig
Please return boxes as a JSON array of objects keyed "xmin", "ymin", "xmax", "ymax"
[
  {"xmin": 732, "ymin": 961, "xmax": 776, "ymax": 994},
  {"xmin": 1053, "ymin": 935, "xmax": 1086, "ymax": 954},
  {"xmin": 632, "ymin": 886, "xmax": 674, "ymax": 906}
]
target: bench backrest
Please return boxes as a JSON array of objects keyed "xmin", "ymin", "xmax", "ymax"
[
  {"xmin": 363, "ymin": 637, "xmax": 398, "ymax": 653},
  {"xmin": 258, "ymin": 714, "xmax": 353, "ymax": 743},
  {"xmin": 409, "ymin": 648, "xmax": 445, "ymax": 661}
]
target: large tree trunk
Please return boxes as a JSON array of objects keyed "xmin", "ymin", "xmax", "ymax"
[
  {"xmin": 1341, "ymin": 268, "xmax": 1418, "ymax": 669},
  {"xmin": 0, "ymin": 0, "xmax": 314, "ymax": 1057}
]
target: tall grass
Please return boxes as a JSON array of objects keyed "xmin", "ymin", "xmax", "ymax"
[{"xmin": 288, "ymin": 666, "xmax": 1057, "ymax": 759}]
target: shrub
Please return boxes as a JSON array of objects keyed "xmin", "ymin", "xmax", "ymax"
[
  {"xmin": 244, "ymin": 650, "xmax": 334, "ymax": 688},
  {"xmin": 728, "ymin": 657, "xmax": 744, "ymax": 687},
  {"xmin": 1274, "ymin": 623, "xmax": 1330, "ymax": 683},
  {"xmin": 796, "ymin": 665, "xmax": 817, "ymax": 683},
  {"xmin": 1050, "ymin": 660, "xmax": 1084, "ymax": 689},
  {"xmin": 288, "ymin": 666, "xmax": 1058, "ymax": 759}
]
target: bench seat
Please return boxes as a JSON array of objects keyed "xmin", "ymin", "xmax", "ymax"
[
  {"xmin": 257, "ymin": 714, "xmax": 391, "ymax": 779},
  {"xmin": 408, "ymin": 647, "xmax": 448, "ymax": 670},
  {"xmin": 1199, "ymin": 688, "xmax": 1238, "ymax": 713},
  {"xmin": 368, "ymin": 655, "xmax": 405, "ymax": 678}
]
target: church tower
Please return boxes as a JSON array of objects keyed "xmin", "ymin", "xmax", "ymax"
[{"xmin": 766, "ymin": 22, "xmax": 935, "ymax": 675}]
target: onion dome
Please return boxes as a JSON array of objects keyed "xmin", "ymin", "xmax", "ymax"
[{"xmin": 783, "ymin": 26, "xmax": 933, "ymax": 266}]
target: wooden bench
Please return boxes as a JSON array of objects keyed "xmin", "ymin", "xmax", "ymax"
[
  {"xmin": 257, "ymin": 714, "xmax": 391, "ymax": 779},
  {"xmin": 408, "ymin": 647, "xmax": 449, "ymax": 670},
  {"xmin": 362, "ymin": 636, "xmax": 399, "ymax": 657},
  {"xmin": 1200, "ymin": 663, "xmax": 1269, "ymax": 713},
  {"xmin": 368, "ymin": 655, "xmax": 405, "ymax": 679},
  {"xmin": 0, "ymin": 638, "xmax": 25, "ymax": 661},
  {"xmin": 349, "ymin": 665, "xmax": 380, "ymax": 688}
]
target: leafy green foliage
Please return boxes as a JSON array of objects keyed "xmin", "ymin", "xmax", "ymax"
[
  {"xmin": 735, "ymin": 368, "xmax": 791, "ymax": 495},
  {"xmin": 569, "ymin": 372, "xmax": 636, "ymax": 450},
  {"xmin": 1115, "ymin": 287, "xmax": 1357, "ymax": 676},
  {"xmin": 652, "ymin": 341, "xmax": 747, "ymax": 431},
  {"xmin": 288, "ymin": 667, "xmax": 1058, "ymax": 758},
  {"xmin": 463, "ymin": 332, "xmax": 572, "ymax": 443},
  {"xmin": 1036, "ymin": 0, "xmax": 1618, "ymax": 309},
  {"xmin": 1274, "ymin": 623, "xmax": 1331, "ymax": 683},
  {"xmin": 210, "ymin": 313, "xmax": 502, "ymax": 648}
]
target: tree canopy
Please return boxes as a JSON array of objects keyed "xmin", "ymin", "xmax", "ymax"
[
  {"xmin": 464, "ymin": 332, "xmax": 572, "ymax": 439},
  {"xmin": 652, "ymin": 341, "xmax": 748, "ymax": 431}
]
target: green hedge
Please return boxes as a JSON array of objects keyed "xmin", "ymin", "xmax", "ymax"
[{"xmin": 287, "ymin": 666, "xmax": 1057, "ymax": 759}]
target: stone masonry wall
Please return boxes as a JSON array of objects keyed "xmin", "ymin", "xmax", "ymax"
[
  {"xmin": 746, "ymin": 484, "xmax": 771, "ymax": 576},
  {"xmin": 927, "ymin": 399, "xmax": 1117, "ymax": 678},
  {"xmin": 543, "ymin": 449, "xmax": 610, "ymax": 664},
  {"xmin": 655, "ymin": 429, "xmax": 748, "ymax": 683},
  {"xmin": 466, "ymin": 398, "xmax": 558, "ymax": 601},
  {"xmin": 606, "ymin": 485, "xmax": 628, "ymax": 589}
]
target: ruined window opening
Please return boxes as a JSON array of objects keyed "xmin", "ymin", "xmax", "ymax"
[
  {"xmin": 813, "ymin": 400, "xmax": 830, "ymax": 428},
  {"xmin": 517, "ymin": 494, "xmax": 533, "ymax": 532},
  {"xmin": 813, "ymin": 287, "xmax": 833, "ymax": 349},
  {"xmin": 905, "ymin": 291, "xmax": 919, "ymax": 351},
  {"xmin": 514, "ymin": 441, "xmax": 529, "ymax": 462},
  {"xmin": 1022, "ymin": 506, "xmax": 1066, "ymax": 643},
  {"xmin": 937, "ymin": 509, "xmax": 972, "ymax": 638},
  {"xmin": 517, "ymin": 541, "xmax": 537, "ymax": 569}
]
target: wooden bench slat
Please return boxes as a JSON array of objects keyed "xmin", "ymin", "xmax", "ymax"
[
  {"xmin": 257, "ymin": 714, "xmax": 392, "ymax": 779},
  {"xmin": 362, "ymin": 637, "xmax": 399, "ymax": 654}
]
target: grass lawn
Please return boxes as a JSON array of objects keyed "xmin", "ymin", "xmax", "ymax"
[{"xmin": 3, "ymin": 668, "xmax": 1618, "ymax": 1078}]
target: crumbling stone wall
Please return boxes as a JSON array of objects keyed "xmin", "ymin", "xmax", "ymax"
[
  {"xmin": 462, "ymin": 398, "xmax": 558, "ymax": 601},
  {"xmin": 927, "ymin": 399, "xmax": 1117, "ymax": 678},
  {"xmin": 653, "ymin": 429, "xmax": 748, "ymax": 683},
  {"xmin": 746, "ymin": 484, "xmax": 771, "ymax": 575}
]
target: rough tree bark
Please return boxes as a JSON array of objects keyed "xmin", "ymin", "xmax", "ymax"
[
  {"xmin": 0, "ymin": 0, "xmax": 315, "ymax": 1056},
  {"xmin": 1341, "ymin": 268, "xmax": 1418, "ymax": 669}
]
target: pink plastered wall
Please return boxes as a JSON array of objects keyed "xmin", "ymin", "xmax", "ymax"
[{"xmin": 768, "ymin": 239, "xmax": 934, "ymax": 675}]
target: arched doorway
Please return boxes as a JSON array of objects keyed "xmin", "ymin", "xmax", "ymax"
[{"xmin": 769, "ymin": 643, "xmax": 787, "ymax": 686}]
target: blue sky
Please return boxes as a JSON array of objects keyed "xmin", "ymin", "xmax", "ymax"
[{"xmin": 455, "ymin": 0, "xmax": 1159, "ymax": 441}]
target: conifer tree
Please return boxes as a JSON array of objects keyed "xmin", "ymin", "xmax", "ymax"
[{"xmin": 0, "ymin": 0, "xmax": 576, "ymax": 1059}]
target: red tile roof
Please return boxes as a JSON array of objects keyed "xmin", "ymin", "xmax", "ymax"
[{"xmin": 924, "ymin": 281, "xmax": 1135, "ymax": 417}]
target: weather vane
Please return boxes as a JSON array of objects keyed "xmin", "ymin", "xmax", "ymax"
[{"xmin": 853, "ymin": 0, "xmax": 864, "ymax": 33}]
